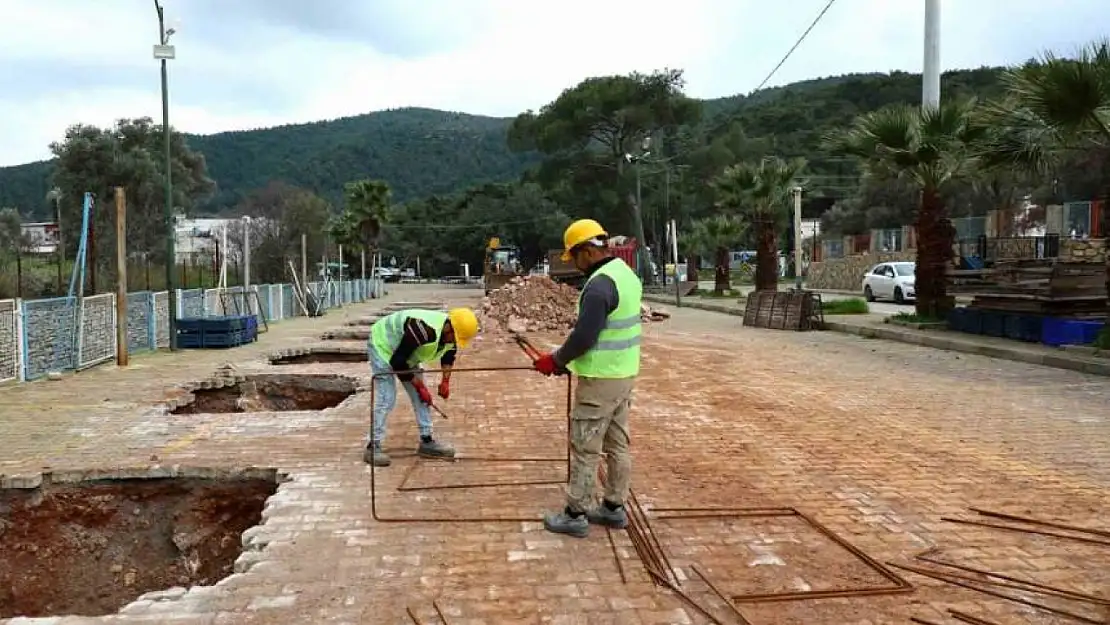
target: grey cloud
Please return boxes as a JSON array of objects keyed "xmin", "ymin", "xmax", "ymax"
[
  {"xmin": 173, "ymin": 0, "xmax": 480, "ymax": 58},
  {"xmin": 0, "ymin": 57, "xmax": 296, "ymax": 114}
]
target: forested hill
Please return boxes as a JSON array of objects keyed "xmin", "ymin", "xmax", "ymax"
[{"xmin": 0, "ymin": 67, "xmax": 1006, "ymax": 219}]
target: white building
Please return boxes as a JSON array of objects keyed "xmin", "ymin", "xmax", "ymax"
[
  {"xmin": 19, "ymin": 222, "xmax": 60, "ymax": 254},
  {"xmin": 174, "ymin": 217, "xmax": 242, "ymax": 265}
]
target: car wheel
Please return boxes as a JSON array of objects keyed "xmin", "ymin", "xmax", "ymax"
[
  {"xmin": 864, "ymin": 285, "xmax": 875, "ymax": 302},
  {"xmin": 894, "ymin": 287, "xmax": 905, "ymax": 305}
]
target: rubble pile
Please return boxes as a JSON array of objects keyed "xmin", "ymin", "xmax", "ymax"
[
  {"xmin": 479, "ymin": 275, "xmax": 671, "ymax": 336},
  {"xmin": 480, "ymin": 275, "xmax": 579, "ymax": 333}
]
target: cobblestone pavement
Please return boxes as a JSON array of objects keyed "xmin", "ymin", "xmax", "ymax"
[{"xmin": 2, "ymin": 286, "xmax": 1109, "ymax": 624}]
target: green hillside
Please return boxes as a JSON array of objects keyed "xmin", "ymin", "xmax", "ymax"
[{"xmin": 0, "ymin": 67, "xmax": 1007, "ymax": 220}]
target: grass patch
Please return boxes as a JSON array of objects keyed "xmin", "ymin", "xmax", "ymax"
[
  {"xmin": 1095, "ymin": 326, "xmax": 1110, "ymax": 350},
  {"xmin": 691, "ymin": 288, "xmax": 741, "ymax": 299},
  {"xmin": 889, "ymin": 312, "xmax": 945, "ymax": 324},
  {"xmin": 821, "ymin": 298, "xmax": 870, "ymax": 315}
]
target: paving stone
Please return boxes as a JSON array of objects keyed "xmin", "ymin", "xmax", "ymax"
[{"xmin": 1, "ymin": 286, "xmax": 1108, "ymax": 624}]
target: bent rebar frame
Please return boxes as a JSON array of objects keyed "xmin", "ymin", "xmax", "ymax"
[{"xmin": 369, "ymin": 365, "xmax": 572, "ymax": 523}]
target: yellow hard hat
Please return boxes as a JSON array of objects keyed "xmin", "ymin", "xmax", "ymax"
[
  {"xmin": 561, "ymin": 218, "xmax": 608, "ymax": 261},
  {"xmin": 447, "ymin": 307, "xmax": 479, "ymax": 349}
]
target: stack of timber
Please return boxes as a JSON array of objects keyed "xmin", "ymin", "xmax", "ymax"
[{"xmin": 947, "ymin": 259, "xmax": 1107, "ymax": 317}]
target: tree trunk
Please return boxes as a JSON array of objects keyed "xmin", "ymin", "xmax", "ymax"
[
  {"xmin": 713, "ymin": 247, "xmax": 730, "ymax": 295},
  {"xmin": 686, "ymin": 255, "xmax": 700, "ymax": 282},
  {"xmin": 914, "ymin": 186, "xmax": 955, "ymax": 319},
  {"xmin": 755, "ymin": 222, "xmax": 779, "ymax": 291}
]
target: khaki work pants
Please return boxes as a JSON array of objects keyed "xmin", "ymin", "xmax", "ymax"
[{"xmin": 565, "ymin": 375, "xmax": 636, "ymax": 513}]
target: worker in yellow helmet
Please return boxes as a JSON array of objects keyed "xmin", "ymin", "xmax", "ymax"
[
  {"xmin": 532, "ymin": 218, "xmax": 642, "ymax": 538},
  {"xmin": 365, "ymin": 307, "xmax": 480, "ymax": 466}
]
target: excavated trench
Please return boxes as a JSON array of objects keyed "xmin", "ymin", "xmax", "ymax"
[
  {"xmin": 0, "ymin": 475, "xmax": 278, "ymax": 618},
  {"xmin": 170, "ymin": 373, "xmax": 357, "ymax": 414},
  {"xmin": 269, "ymin": 348, "xmax": 367, "ymax": 366}
]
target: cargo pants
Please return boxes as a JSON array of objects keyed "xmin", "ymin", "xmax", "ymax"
[{"xmin": 565, "ymin": 375, "xmax": 635, "ymax": 513}]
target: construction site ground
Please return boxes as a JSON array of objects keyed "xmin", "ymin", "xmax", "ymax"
[{"xmin": 1, "ymin": 284, "xmax": 1108, "ymax": 625}]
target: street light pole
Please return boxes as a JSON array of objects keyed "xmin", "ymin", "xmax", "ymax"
[
  {"xmin": 154, "ymin": 0, "xmax": 177, "ymax": 349},
  {"xmin": 922, "ymin": 0, "xmax": 941, "ymax": 109},
  {"xmin": 792, "ymin": 187, "xmax": 804, "ymax": 290}
]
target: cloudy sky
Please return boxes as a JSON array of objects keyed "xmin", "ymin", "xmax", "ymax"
[{"xmin": 0, "ymin": 0, "xmax": 1105, "ymax": 167}]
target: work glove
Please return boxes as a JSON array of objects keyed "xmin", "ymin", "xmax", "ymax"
[
  {"xmin": 437, "ymin": 378, "xmax": 450, "ymax": 400},
  {"xmin": 410, "ymin": 379, "xmax": 434, "ymax": 405},
  {"xmin": 533, "ymin": 353, "xmax": 560, "ymax": 376}
]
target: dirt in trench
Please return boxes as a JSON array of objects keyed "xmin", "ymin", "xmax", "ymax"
[
  {"xmin": 270, "ymin": 350, "xmax": 367, "ymax": 365},
  {"xmin": 0, "ymin": 477, "xmax": 277, "ymax": 618},
  {"xmin": 172, "ymin": 373, "xmax": 357, "ymax": 414}
]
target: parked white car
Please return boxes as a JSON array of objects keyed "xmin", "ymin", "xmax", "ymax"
[{"xmin": 862, "ymin": 261, "xmax": 916, "ymax": 304}]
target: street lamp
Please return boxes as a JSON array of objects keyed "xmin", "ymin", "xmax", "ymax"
[{"xmin": 154, "ymin": 0, "xmax": 177, "ymax": 349}]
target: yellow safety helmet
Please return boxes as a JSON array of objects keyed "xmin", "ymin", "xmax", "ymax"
[
  {"xmin": 561, "ymin": 218, "xmax": 608, "ymax": 261},
  {"xmin": 447, "ymin": 307, "xmax": 479, "ymax": 349}
]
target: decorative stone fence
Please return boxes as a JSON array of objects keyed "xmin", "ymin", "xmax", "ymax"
[
  {"xmin": 806, "ymin": 252, "xmax": 915, "ymax": 292},
  {"xmin": 1061, "ymin": 238, "xmax": 1107, "ymax": 263}
]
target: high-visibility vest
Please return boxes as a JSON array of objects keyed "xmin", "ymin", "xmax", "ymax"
[
  {"xmin": 567, "ymin": 258, "xmax": 642, "ymax": 379},
  {"xmin": 370, "ymin": 309, "xmax": 454, "ymax": 368}
]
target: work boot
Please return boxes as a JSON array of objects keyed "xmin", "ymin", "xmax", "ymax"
[
  {"xmin": 363, "ymin": 443, "xmax": 391, "ymax": 467},
  {"xmin": 417, "ymin": 437, "xmax": 456, "ymax": 460},
  {"xmin": 544, "ymin": 508, "xmax": 589, "ymax": 538},
  {"xmin": 586, "ymin": 502, "xmax": 629, "ymax": 529}
]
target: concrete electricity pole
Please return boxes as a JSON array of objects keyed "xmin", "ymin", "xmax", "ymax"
[
  {"xmin": 792, "ymin": 187, "xmax": 804, "ymax": 290},
  {"xmin": 922, "ymin": 0, "xmax": 941, "ymax": 108},
  {"xmin": 154, "ymin": 0, "xmax": 178, "ymax": 348}
]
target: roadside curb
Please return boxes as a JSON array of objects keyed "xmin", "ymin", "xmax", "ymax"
[
  {"xmin": 645, "ymin": 295, "xmax": 1110, "ymax": 378},
  {"xmin": 823, "ymin": 320, "xmax": 1110, "ymax": 377},
  {"xmin": 643, "ymin": 295, "xmax": 744, "ymax": 317}
]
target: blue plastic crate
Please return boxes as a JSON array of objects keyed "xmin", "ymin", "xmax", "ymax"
[
  {"xmin": 946, "ymin": 307, "xmax": 967, "ymax": 332},
  {"xmin": 1042, "ymin": 318, "xmax": 1104, "ymax": 346},
  {"xmin": 960, "ymin": 308, "xmax": 984, "ymax": 335},
  {"xmin": 1003, "ymin": 314, "xmax": 1043, "ymax": 343}
]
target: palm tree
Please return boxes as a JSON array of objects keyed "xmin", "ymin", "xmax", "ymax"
[
  {"xmin": 682, "ymin": 215, "xmax": 747, "ymax": 295},
  {"xmin": 823, "ymin": 100, "xmax": 986, "ymax": 318},
  {"xmin": 978, "ymin": 39, "xmax": 1110, "ymax": 323},
  {"xmin": 332, "ymin": 179, "xmax": 391, "ymax": 279},
  {"xmin": 713, "ymin": 157, "xmax": 805, "ymax": 291}
]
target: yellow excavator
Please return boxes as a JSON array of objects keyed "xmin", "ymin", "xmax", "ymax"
[{"xmin": 483, "ymin": 237, "xmax": 525, "ymax": 294}]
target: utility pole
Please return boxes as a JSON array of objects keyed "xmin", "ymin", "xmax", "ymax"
[
  {"xmin": 154, "ymin": 0, "xmax": 178, "ymax": 349},
  {"xmin": 48, "ymin": 187, "xmax": 64, "ymax": 294},
  {"xmin": 922, "ymin": 0, "xmax": 941, "ymax": 108},
  {"xmin": 627, "ymin": 137, "xmax": 654, "ymax": 285},
  {"xmin": 114, "ymin": 188, "xmax": 129, "ymax": 367},
  {"xmin": 242, "ymin": 216, "xmax": 251, "ymax": 290},
  {"xmin": 300, "ymin": 233, "xmax": 307, "ymax": 292},
  {"xmin": 792, "ymin": 187, "xmax": 804, "ymax": 290}
]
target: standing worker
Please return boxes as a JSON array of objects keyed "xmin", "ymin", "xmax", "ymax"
[
  {"xmin": 364, "ymin": 307, "xmax": 480, "ymax": 467},
  {"xmin": 532, "ymin": 219, "xmax": 642, "ymax": 537}
]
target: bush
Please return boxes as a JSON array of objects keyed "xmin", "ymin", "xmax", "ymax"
[
  {"xmin": 889, "ymin": 311, "xmax": 944, "ymax": 324},
  {"xmin": 821, "ymin": 297, "xmax": 869, "ymax": 315}
]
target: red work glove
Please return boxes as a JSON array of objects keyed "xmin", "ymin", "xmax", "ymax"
[
  {"xmin": 410, "ymin": 379, "xmax": 434, "ymax": 405},
  {"xmin": 437, "ymin": 378, "xmax": 450, "ymax": 400},
  {"xmin": 533, "ymin": 353, "xmax": 559, "ymax": 376}
]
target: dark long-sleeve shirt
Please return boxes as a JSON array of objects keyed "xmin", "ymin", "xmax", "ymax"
[
  {"xmin": 553, "ymin": 257, "xmax": 620, "ymax": 369},
  {"xmin": 390, "ymin": 317, "xmax": 457, "ymax": 381}
]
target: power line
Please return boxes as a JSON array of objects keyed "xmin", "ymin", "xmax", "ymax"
[{"xmin": 753, "ymin": 0, "xmax": 838, "ymax": 92}]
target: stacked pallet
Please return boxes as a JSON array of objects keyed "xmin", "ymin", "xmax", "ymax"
[
  {"xmin": 742, "ymin": 290, "xmax": 824, "ymax": 331},
  {"xmin": 947, "ymin": 259, "xmax": 1107, "ymax": 317}
]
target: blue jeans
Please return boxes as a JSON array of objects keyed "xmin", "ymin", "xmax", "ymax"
[{"xmin": 368, "ymin": 348, "xmax": 433, "ymax": 446}]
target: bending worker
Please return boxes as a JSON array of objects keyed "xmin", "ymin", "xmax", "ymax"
[
  {"xmin": 364, "ymin": 307, "xmax": 480, "ymax": 467},
  {"xmin": 532, "ymin": 219, "xmax": 642, "ymax": 538}
]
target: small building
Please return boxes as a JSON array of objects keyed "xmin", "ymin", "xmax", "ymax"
[{"xmin": 19, "ymin": 222, "xmax": 59, "ymax": 254}]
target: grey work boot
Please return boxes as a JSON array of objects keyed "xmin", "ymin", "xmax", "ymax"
[
  {"xmin": 544, "ymin": 509, "xmax": 589, "ymax": 538},
  {"xmin": 586, "ymin": 502, "xmax": 629, "ymax": 529},
  {"xmin": 363, "ymin": 443, "xmax": 391, "ymax": 467},
  {"xmin": 417, "ymin": 437, "xmax": 456, "ymax": 459}
]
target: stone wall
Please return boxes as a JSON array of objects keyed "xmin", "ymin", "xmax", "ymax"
[
  {"xmin": 1061, "ymin": 238, "xmax": 1107, "ymax": 263},
  {"xmin": 807, "ymin": 251, "xmax": 916, "ymax": 292},
  {"xmin": 0, "ymin": 299, "xmax": 18, "ymax": 381}
]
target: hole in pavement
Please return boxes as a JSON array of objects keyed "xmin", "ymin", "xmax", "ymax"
[
  {"xmin": 321, "ymin": 327, "xmax": 369, "ymax": 341},
  {"xmin": 0, "ymin": 473, "xmax": 279, "ymax": 618},
  {"xmin": 171, "ymin": 373, "xmax": 357, "ymax": 414},
  {"xmin": 269, "ymin": 347, "xmax": 367, "ymax": 365}
]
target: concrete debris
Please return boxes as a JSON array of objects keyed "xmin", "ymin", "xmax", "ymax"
[
  {"xmin": 478, "ymin": 275, "xmax": 669, "ymax": 336},
  {"xmin": 480, "ymin": 275, "xmax": 579, "ymax": 333}
]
